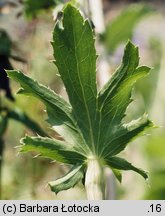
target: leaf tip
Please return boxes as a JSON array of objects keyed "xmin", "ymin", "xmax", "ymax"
[
  {"xmin": 48, "ymin": 181, "xmax": 59, "ymax": 194},
  {"xmin": 20, "ymin": 135, "xmax": 30, "ymax": 145},
  {"xmin": 126, "ymin": 40, "xmax": 136, "ymax": 50}
]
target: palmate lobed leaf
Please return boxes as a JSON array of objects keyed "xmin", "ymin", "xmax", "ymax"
[{"xmin": 8, "ymin": 3, "xmax": 154, "ymax": 193}]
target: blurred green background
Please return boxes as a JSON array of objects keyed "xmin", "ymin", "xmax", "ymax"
[{"xmin": 0, "ymin": 0, "xmax": 165, "ymax": 200}]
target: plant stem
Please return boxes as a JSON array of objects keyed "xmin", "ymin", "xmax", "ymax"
[{"xmin": 85, "ymin": 157, "xmax": 105, "ymax": 200}]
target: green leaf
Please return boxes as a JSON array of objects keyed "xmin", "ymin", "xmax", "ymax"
[
  {"xmin": 8, "ymin": 3, "xmax": 154, "ymax": 194},
  {"xmin": 111, "ymin": 168, "xmax": 122, "ymax": 183},
  {"xmin": 8, "ymin": 108, "xmax": 48, "ymax": 137},
  {"xmin": 101, "ymin": 114, "xmax": 153, "ymax": 158},
  {"xmin": 103, "ymin": 4, "xmax": 152, "ymax": 54},
  {"xmin": 7, "ymin": 70, "xmax": 73, "ymax": 125},
  {"xmin": 20, "ymin": 136, "xmax": 85, "ymax": 164},
  {"xmin": 96, "ymin": 42, "xmax": 151, "ymax": 155},
  {"xmin": 49, "ymin": 164, "xmax": 84, "ymax": 194},
  {"xmin": 52, "ymin": 4, "xmax": 97, "ymax": 151},
  {"xmin": 7, "ymin": 70, "xmax": 90, "ymax": 155},
  {"xmin": 106, "ymin": 156, "xmax": 148, "ymax": 180},
  {"xmin": 47, "ymin": 109, "xmax": 89, "ymax": 155},
  {"xmin": 98, "ymin": 42, "xmax": 150, "ymax": 120}
]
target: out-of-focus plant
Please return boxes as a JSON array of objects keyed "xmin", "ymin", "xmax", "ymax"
[
  {"xmin": 8, "ymin": 4, "xmax": 154, "ymax": 200},
  {"xmin": 23, "ymin": 0, "xmax": 64, "ymax": 18},
  {"xmin": 0, "ymin": 30, "xmax": 14, "ymax": 101},
  {"xmin": 135, "ymin": 38, "xmax": 162, "ymax": 111},
  {"xmin": 141, "ymin": 36, "xmax": 165, "ymax": 199},
  {"xmin": 143, "ymin": 134, "xmax": 165, "ymax": 200},
  {"xmin": 0, "ymin": 29, "xmax": 48, "ymax": 199},
  {"xmin": 0, "ymin": 29, "xmax": 47, "ymax": 135},
  {"xmin": 102, "ymin": 4, "xmax": 152, "ymax": 54}
]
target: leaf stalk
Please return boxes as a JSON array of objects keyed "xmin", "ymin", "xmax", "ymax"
[{"xmin": 85, "ymin": 157, "xmax": 105, "ymax": 200}]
